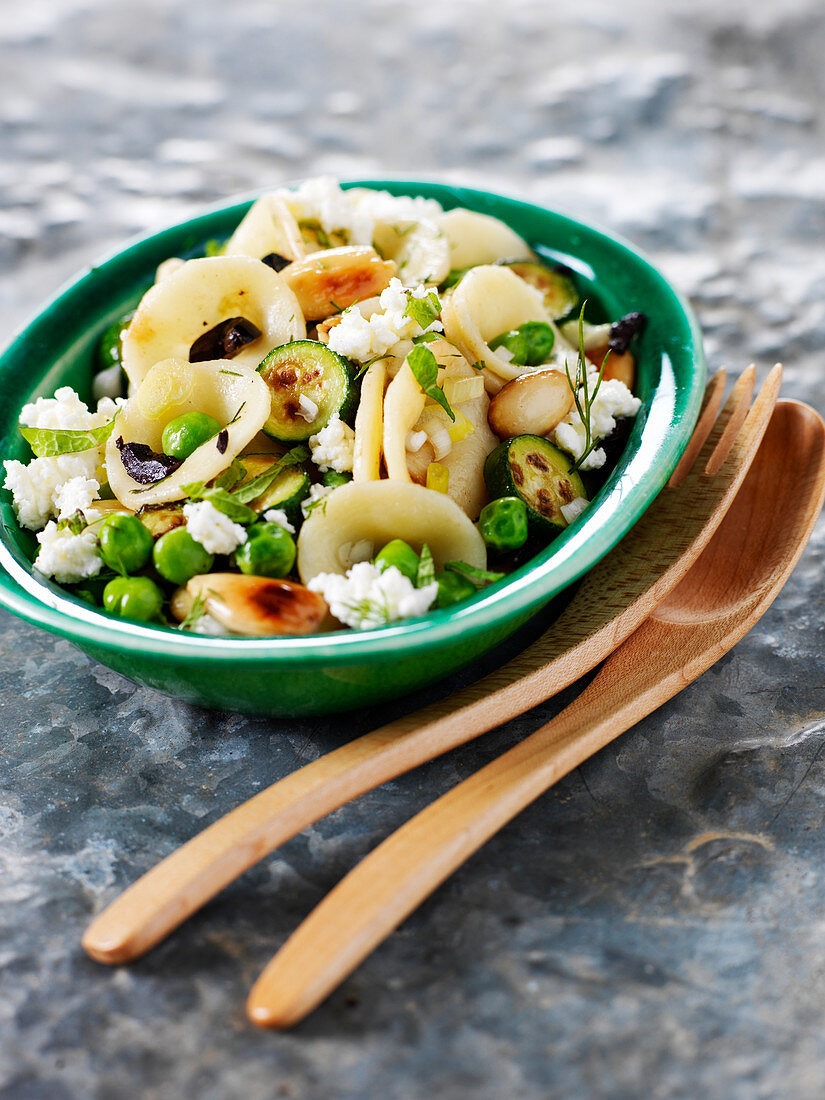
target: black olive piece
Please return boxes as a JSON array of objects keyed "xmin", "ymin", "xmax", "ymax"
[
  {"xmin": 609, "ymin": 312, "xmax": 647, "ymax": 354},
  {"xmin": 216, "ymin": 429, "xmax": 229, "ymax": 454},
  {"xmin": 261, "ymin": 252, "xmax": 291, "ymax": 272},
  {"xmin": 189, "ymin": 317, "xmax": 262, "ymax": 363},
  {"xmin": 115, "ymin": 437, "xmax": 183, "ymax": 485}
]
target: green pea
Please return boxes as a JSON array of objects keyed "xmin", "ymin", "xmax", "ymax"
[
  {"xmin": 322, "ymin": 470, "xmax": 352, "ymax": 488},
  {"xmin": 478, "ymin": 497, "xmax": 529, "ymax": 552},
  {"xmin": 97, "ymin": 309, "xmax": 134, "ymax": 371},
  {"xmin": 489, "ymin": 321, "xmax": 555, "ymax": 367},
  {"xmin": 103, "ymin": 576, "xmax": 164, "ymax": 621},
  {"xmin": 98, "ymin": 513, "xmax": 154, "ymax": 575},
  {"xmin": 161, "ymin": 412, "xmax": 222, "ymax": 459},
  {"xmin": 374, "ymin": 539, "xmax": 420, "ymax": 582},
  {"xmin": 435, "ymin": 570, "xmax": 477, "ymax": 609},
  {"xmin": 153, "ymin": 527, "xmax": 214, "ymax": 586},
  {"xmin": 234, "ymin": 523, "xmax": 296, "ymax": 578}
]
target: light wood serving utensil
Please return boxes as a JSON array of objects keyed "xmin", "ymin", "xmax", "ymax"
[
  {"xmin": 248, "ymin": 396, "xmax": 825, "ymax": 1027},
  {"xmin": 83, "ymin": 366, "xmax": 779, "ymax": 967}
]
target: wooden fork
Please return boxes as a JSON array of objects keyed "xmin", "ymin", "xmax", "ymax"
[{"xmin": 82, "ymin": 365, "xmax": 780, "ymax": 967}]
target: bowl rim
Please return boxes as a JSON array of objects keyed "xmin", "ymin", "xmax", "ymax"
[{"xmin": 0, "ymin": 178, "xmax": 706, "ymax": 665}]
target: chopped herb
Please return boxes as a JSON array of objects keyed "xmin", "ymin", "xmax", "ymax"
[
  {"xmin": 231, "ymin": 445, "xmax": 310, "ymax": 504},
  {"xmin": 20, "ymin": 417, "xmax": 117, "ymax": 458},
  {"xmin": 470, "ymin": 361, "xmax": 485, "ymax": 371},
  {"xmin": 444, "ymin": 561, "xmax": 506, "ymax": 587},
  {"xmin": 404, "ymin": 289, "xmax": 441, "ymax": 331},
  {"xmin": 218, "ymin": 369, "xmax": 243, "ymax": 377},
  {"xmin": 302, "ymin": 495, "xmax": 328, "ymax": 517},
  {"xmin": 395, "ymin": 222, "xmax": 416, "ymax": 237},
  {"xmin": 416, "ymin": 544, "xmax": 435, "ymax": 588},
  {"xmin": 564, "ymin": 303, "xmax": 608, "ymax": 472},
  {"xmin": 180, "ymin": 483, "xmax": 258, "ymax": 525},
  {"xmin": 180, "ymin": 592, "xmax": 208, "ymax": 631},
  {"xmin": 203, "ymin": 238, "xmax": 226, "ymax": 257},
  {"xmin": 228, "ymin": 402, "xmax": 247, "ymax": 426},
  {"xmin": 56, "ymin": 510, "xmax": 87, "ymax": 535},
  {"xmin": 329, "ymin": 299, "xmax": 344, "ymax": 313},
  {"xmin": 407, "ymin": 345, "xmax": 455, "ymax": 422},
  {"xmin": 214, "ymin": 457, "xmax": 246, "ymax": 491},
  {"xmin": 411, "ymin": 331, "xmax": 441, "ymax": 346}
]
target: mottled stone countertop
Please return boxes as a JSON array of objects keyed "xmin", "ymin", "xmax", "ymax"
[{"xmin": 2, "ymin": 1, "xmax": 825, "ymax": 1097}]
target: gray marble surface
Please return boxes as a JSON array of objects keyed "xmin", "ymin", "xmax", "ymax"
[{"xmin": 2, "ymin": 0, "xmax": 825, "ymax": 1096}]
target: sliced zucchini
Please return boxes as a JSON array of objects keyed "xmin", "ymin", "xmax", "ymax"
[
  {"xmin": 484, "ymin": 435, "xmax": 586, "ymax": 534},
  {"xmin": 239, "ymin": 455, "xmax": 311, "ymax": 522},
  {"xmin": 501, "ymin": 261, "xmax": 579, "ymax": 321},
  {"xmin": 137, "ymin": 502, "xmax": 186, "ymax": 539},
  {"xmin": 257, "ymin": 340, "xmax": 357, "ymax": 442}
]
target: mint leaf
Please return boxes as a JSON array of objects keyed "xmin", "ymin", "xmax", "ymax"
[
  {"xmin": 180, "ymin": 591, "xmax": 208, "ymax": 631},
  {"xmin": 231, "ymin": 445, "xmax": 310, "ymax": 504},
  {"xmin": 20, "ymin": 417, "xmax": 117, "ymax": 458},
  {"xmin": 404, "ymin": 290, "xmax": 441, "ymax": 331},
  {"xmin": 214, "ymin": 458, "xmax": 246, "ymax": 491},
  {"xmin": 416, "ymin": 543, "xmax": 435, "ymax": 588},
  {"xmin": 182, "ymin": 484, "xmax": 257, "ymax": 524},
  {"xmin": 444, "ymin": 561, "xmax": 506, "ymax": 587},
  {"xmin": 407, "ymin": 345, "xmax": 455, "ymax": 422},
  {"xmin": 56, "ymin": 511, "xmax": 87, "ymax": 535}
]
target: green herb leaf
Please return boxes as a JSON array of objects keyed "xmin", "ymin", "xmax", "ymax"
[
  {"xmin": 563, "ymin": 302, "xmax": 608, "ymax": 472},
  {"xmin": 411, "ymin": 331, "xmax": 441, "ymax": 346},
  {"xmin": 407, "ymin": 345, "xmax": 455, "ymax": 422},
  {"xmin": 203, "ymin": 238, "xmax": 226, "ymax": 257},
  {"xmin": 214, "ymin": 458, "xmax": 246, "ymax": 492},
  {"xmin": 218, "ymin": 369, "xmax": 243, "ymax": 377},
  {"xmin": 416, "ymin": 544, "xmax": 435, "ymax": 588},
  {"xmin": 444, "ymin": 561, "xmax": 506, "ymax": 587},
  {"xmin": 20, "ymin": 417, "xmax": 117, "ymax": 458},
  {"xmin": 181, "ymin": 483, "xmax": 257, "ymax": 524},
  {"xmin": 56, "ymin": 510, "xmax": 87, "ymax": 535},
  {"xmin": 404, "ymin": 290, "xmax": 442, "ymax": 331},
  {"xmin": 231, "ymin": 445, "xmax": 310, "ymax": 504},
  {"xmin": 180, "ymin": 591, "xmax": 208, "ymax": 631}
]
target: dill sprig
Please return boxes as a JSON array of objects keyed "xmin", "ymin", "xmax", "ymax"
[{"xmin": 564, "ymin": 302, "xmax": 609, "ymax": 471}]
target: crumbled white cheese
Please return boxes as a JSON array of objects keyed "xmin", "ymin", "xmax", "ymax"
[
  {"xmin": 54, "ymin": 475, "xmax": 100, "ymax": 518},
  {"xmin": 3, "ymin": 455, "xmax": 102, "ymax": 530},
  {"xmin": 326, "ymin": 278, "xmax": 442, "ymax": 363},
  {"xmin": 262, "ymin": 508, "xmax": 296, "ymax": 535},
  {"xmin": 34, "ymin": 521, "xmax": 102, "ymax": 583},
  {"xmin": 307, "ymin": 562, "xmax": 438, "ymax": 630},
  {"xmin": 560, "ymin": 496, "xmax": 590, "ymax": 525},
  {"xmin": 309, "ymin": 416, "xmax": 355, "ymax": 473},
  {"xmin": 183, "ymin": 501, "xmax": 248, "ymax": 555},
  {"xmin": 188, "ymin": 613, "xmax": 232, "ymax": 636},
  {"xmin": 19, "ymin": 387, "xmax": 118, "ymax": 431},
  {"xmin": 296, "ymin": 394, "xmax": 320, "ymax": 422},
  {"xmin": 552, "ymin": 375, "xmax": 641, "ymax": 471},
  {"xmin": 301, "ymin": 483, "xmax": 334, "ymax": 519},
  {"xmin": 406, "ymin": 429, "xmax": 427, "ymax": 453}
]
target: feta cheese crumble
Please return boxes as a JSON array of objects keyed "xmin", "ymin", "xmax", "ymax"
[
  {"xmin": 560, "ymin": 496, "xmax": 589, "ymax": 525},
  {"xmin": 552, "ymin": 374, "xmax": 641, "ymax": 470},
  {"xmin": 296, "ymin": 394, "xmax": 319, "ymax": 422},
  {"xmin": 54, "ymin": 475, "xmax": 100, "ymax": 519},
  {"xmin": 19, "ymin": 387, "xmax": 119, "ymax": 432},
  {"xmin": 301, "ymin": 483, "xmax": 334, "ymax": 518},
  {"xmin": 309, "ymin": 416, "xmax": 355, "ymax": 473},
  {"xmin": 34, "ymin": 521, "xmax": 102, "ymax": 583},
  {"xmin": 4, "ymin": 456, "xmax": 102, "ymax": 530},
  {"xmin": 183, "ymin": 501, "xmax": 248, "ymax": 555},
  {"xmin": 307, "ymin": 562, "xmax": 438, "ymax": 630},
  {"xmin": 327, "ymin": 278, "xmax": 442, "ymax": 364},
  {"xmin": 262, "ymin": 508, "xmax": 296, "ymax": 535}
]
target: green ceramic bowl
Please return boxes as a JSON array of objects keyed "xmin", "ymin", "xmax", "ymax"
[{"xmin": 0, "ymin": 180, "xmax": 705, "ymax": 716}]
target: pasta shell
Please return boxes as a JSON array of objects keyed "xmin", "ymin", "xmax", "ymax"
[
  {"xmin": 353, "ymin": 359, "xmax": 387, "ymax": 482},
  {"xmin": 281, "ymin": 247, "xmax": 396, "ymax": 322},
  {"xmin": 296, "ymin": 481, "xmax": 487, "ymax": 582},
  {"xmin": 106, "ymin": 358, "xmax": 270, "ymax": 508},
  {"xmin": 442, "ymin": 265, "xmax": 556, "ymax": 388},
  {"xmin": 438, "ymin": 353, "xmax": 500, "ymax": 520},
  {"xmin": 224, "ymin": 193, "xmax": 306, "ymax": 264},
  {"xmin": 382, "ymin": 362, "xmax": 426, "ymax": 482},
  {"xmin": 438, "ymin": 209, "xmax": 534, "ymax": 270},
  {"xmin": 121, "ymin": 256, "xmax": 305, "ymax": 388}
]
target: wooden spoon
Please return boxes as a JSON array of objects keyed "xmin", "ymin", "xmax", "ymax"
[
  {"xmin": 247, "ymin": 397, "xmax": 825, "ymax": 1027},
  {"xmin": 83, "ymin": 366, "xmax": 779, "ymax": 966}
]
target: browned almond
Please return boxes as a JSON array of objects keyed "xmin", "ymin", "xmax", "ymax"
[
  {"xmin": 184, "ymin": 574, "xmax": 327, "ymax": 637},
  {"xmin": 487, "ymin": 369, "xmax": 575, "ymax": 439},
  {"xmin": 282, "ymin": 247, "xmax": 396, "ymax": 322}
]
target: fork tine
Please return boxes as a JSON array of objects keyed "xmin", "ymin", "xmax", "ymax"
[
  {"xmin": 667, "ymin": 369, "xmax": 727, "ymax": 488},
  {"xmin": 705, "ymin": 363, "xmax": 781, "ymax": 476}
]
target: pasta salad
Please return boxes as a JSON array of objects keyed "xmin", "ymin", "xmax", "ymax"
[{"xmin": 3, "ymin": 178, "xmax": 644, "ymax": 637}]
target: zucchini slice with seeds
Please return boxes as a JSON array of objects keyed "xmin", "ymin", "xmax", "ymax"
[
  {"xmin": 136, "ymin": 503, "xmax": 186, "ymax": 539},
  {"xmin": 484, "ymin": 435, "xmax": 586, "ymax": 535},
  {"xmin": 501, "ymin": 261, "xmax": 579, "ymax": 321},
  {"xmin": 257, "ymin": 340, "xmax": 357, "ymax": 443},
  {"xmin": 239, "ymin": 455, "xmax": 311, "ymax": 522}
]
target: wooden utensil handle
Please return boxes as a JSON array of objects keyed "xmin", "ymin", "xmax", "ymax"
[{"xmin": 245, "ymin": 615, "xmax": 706, "ymax": 1028}]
